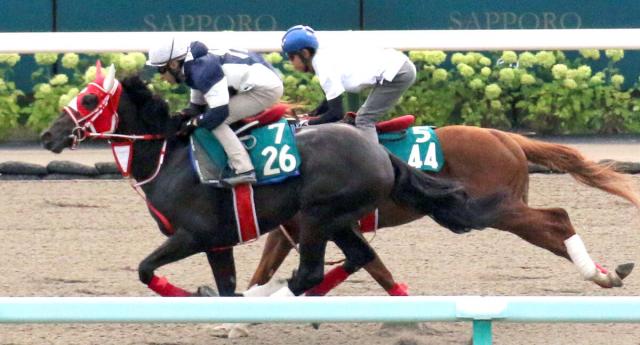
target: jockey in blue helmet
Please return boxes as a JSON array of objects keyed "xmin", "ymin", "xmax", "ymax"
[
  {"xmin": 281, "ymin": 25, "xmax": 416, "ymax": 144},
  {"xmin": 147, "ymin": 38, "xmax": 284, "ymax": 186}
]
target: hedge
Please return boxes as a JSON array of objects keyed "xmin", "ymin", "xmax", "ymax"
[{"xmin": 0, "ymin": 48, "xmax": 639, "ymax": 141}]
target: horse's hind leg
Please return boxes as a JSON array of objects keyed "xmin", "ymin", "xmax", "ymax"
[
  {"xmin": 306, "ymin": 229, "xmax": 408, "ymax": 296},
  {"xmin": 496, "ymin": 203, "xmax": 633, "ymax": 288},
  {"xmin": 333, "ymin": 229, "xmax": 409, "ymax": 295},
  {"xmin": 138, "ymin": 228, "xmax": 202, "ymax": 296},
  {"xmin": 299, "ymin": 226, "xmax": 377, "ymax": 296},
  {"xmin": 279, "ymin": 230, "xmax": 328, "ymax": 296},
  {"xmin": 272, "ymin": 219, "xmax": 383, "ymax": 296}
]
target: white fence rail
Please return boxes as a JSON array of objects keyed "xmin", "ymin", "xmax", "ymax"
[
  {"xmin": 2, "ymin": 296, "xmax": 640, "ymax": 345},
  {"xmin": 1, "ymin": 29, "xmax": 640, "ymax": 53}
]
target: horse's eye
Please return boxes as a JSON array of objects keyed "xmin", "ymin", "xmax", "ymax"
[{"xmin": 81, "ymin": 94, "xmax": 100, "ymax": 111}]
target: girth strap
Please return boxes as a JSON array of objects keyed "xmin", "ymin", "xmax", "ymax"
[{"xmin": 232, "ymin": 183, "xmax": 260, "ymax": 243}]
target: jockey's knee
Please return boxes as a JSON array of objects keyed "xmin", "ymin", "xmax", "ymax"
[{"xmin": 354, "ymin": 113, "xmax": 378, "ymax": 128}]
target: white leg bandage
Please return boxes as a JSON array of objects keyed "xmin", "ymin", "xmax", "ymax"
[
  {"xmin": 242, "ymin": 278, "xmax": 287, "ymax": 297},
  {"xmin": 270, "ymin": 285, "xmax": 296, "ymax": 297},
  {"xmin": 565, "ymin": 234, "xmax": 597, "ymax": 279}
]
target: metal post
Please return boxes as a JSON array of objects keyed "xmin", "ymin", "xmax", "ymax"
[{"xmin": 472, "ymin": 320, "xmax": 492, "ymax": 345}]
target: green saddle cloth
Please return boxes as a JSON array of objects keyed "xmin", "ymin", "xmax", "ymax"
[
  {"xmin": 190, "ymin": 118, "xmax": 301, "ymax": 186},
  {"xmin": 378, "ymin": 126, "xmax": 445, "ymax": 172}
]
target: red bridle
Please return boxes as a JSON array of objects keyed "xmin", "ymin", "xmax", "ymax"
[
  {"xmin": 63, "ymin": 79, "xmax": 123, "ymax": 149},
  {"xmin": 62, "ymin": 63, "xmax": 164, "ymax": 180}
]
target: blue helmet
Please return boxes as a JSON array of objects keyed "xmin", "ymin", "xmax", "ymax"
[{"xmin": 281, "ymin": 25, "xmax": 318, "ymax": 54}]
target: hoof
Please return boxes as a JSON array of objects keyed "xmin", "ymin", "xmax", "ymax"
[
  {"xmin": 593, "ymin": 270, "xmax": 624, "ymax": 288},
  {"xmin": 194, "ymin": 285, "xmax": 218, "ymax": 297},
  {"xmin": 210, "ymin": 323, "xmax": 250, "ymax": 338},
  {"xmin": 615, "ymin": 263, "xmax": 634, "ymax": 280},
  {"xmin": 228, "ymin": 324, "xmax": 250, "ymax": 338}
]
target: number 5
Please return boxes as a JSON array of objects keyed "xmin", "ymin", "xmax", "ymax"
[{"xmin": 413, "ymin": 127, "xmax": 431, "ymax": 143}]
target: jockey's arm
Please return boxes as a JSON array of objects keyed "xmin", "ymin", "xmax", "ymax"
[
  {"xmin": 308, "ymin": 95, "xmax": 343, "ymax": 125},
  {"xmin": 194, "ymin": 105, "xmax": 230, "ymax": 130},
  {"xmin": 190, "ymin": 77, "xmax": 231, "ymax": 130},
  {"xmin": 309, "ymin": 99, "xmax": 328, "ymax": 116}
]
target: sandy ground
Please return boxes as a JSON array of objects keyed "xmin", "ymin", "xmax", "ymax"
[{"xmin": 1, "ymin": 142, "xmax": 640, "ymax": 345}]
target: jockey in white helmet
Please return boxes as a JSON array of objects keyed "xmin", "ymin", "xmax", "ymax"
[
  {"xmin": 147, "ymin": 37, "xmax": 283, "ymax": 185},
  {"xmin": 281, "ymin": 25, "xmax": 416, "ymax": 143}
]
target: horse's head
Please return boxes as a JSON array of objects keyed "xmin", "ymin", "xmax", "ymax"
[{"xmin": 41, "ymin": 61, "xmax": 122, "ymax": 153}]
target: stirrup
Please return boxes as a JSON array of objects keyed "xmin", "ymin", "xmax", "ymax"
[{"xmin": 222, "ymin": 169, "xmax": 257, "ymax": 186}]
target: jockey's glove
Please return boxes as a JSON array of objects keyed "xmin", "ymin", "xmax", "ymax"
[
  {"xmin": 175, "ymin": 102, "xmax": 207, "ymax": 119},
  {"xmin": 176, "ymin": 118, "xmax": 198, "ymax": 137},
  {"xmin": 295, "ymin": 118, "xmax": 310, "ymax": 128}
]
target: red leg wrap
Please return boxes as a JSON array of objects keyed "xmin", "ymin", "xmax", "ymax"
[
  {"xmin": 148, "ymin": 275, "xmax": 191, "ymax": 297},
  {"xmin": 305, "ymin": 266, "xmax": 351, "ymax": 296},
  {"xmin": 387, "ymin": 282, "xmax": 409, "ymax": 296}
]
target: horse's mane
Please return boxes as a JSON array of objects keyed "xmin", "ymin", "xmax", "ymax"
[{"xmin": 120, "ymin": 75, "xmax": 174, "ymax": 136}]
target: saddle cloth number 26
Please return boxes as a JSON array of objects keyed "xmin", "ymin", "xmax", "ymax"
[{"xmin": 261, "ymin": 122, "xmax": 297, "ymax": 176}]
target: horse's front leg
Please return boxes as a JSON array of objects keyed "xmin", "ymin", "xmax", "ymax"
[
  {"xmin": 248, "ymin": 224, "xmax": 297, "ymax": 288},
  {"xmin": 205, "ymin": 247, "xmax": 251, "ymax": 339},
  {"xmin": 205, "ymin": 248, "xmax": 240, "ymax": 297},
  {"xmin": 138, "ymin": 228, "xmax": 202, "ymax": 297}
]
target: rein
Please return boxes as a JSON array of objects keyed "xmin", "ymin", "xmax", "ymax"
[
  {"xmin": 65, "ymin": 105, "xmax": 171, "ymax": 232},
  {"xmin": 108, "ymin": 135, "xmax": 173, "ymax": 234}
]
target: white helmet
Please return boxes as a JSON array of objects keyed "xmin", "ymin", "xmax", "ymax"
[{"xmin": 146, "ymin": 37, "xmax": 189, "ymax": 67}]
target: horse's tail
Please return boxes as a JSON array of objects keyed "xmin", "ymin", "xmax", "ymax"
[
  {"xmin": 506, "ymin": 132, "xmax": 640, "ymax": 209},
  {"xmin": 388, "ymin": 153, "xmax": 506, "ymax": 233}
]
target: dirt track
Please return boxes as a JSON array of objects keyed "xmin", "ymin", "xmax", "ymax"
[{"xmin": 1, "ymin": 169, "xmax": 640, "ymax": 345}]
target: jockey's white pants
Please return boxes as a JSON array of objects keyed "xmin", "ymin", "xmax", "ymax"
[{"xmin": 213, "ymin": 82, "xmax": 283, "ymax": 174}]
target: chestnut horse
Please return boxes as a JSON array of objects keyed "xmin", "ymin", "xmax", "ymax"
[{"xmin": 248, "ymin": 125, "xmax": 640, "ymax": 294}]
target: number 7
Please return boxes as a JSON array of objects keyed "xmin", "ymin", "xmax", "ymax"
[{"xmin": 268, "ymin": 122, "xmax": 286, "ymax": 144}]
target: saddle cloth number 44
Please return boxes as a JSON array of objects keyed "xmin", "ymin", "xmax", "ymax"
[
  {"xmin": 379, "ymin": 126, "xmax": 444, "ymax": 172},
  {"xmin": 408, "ymin": 128, "xmax": 438, "ymax": 170}
]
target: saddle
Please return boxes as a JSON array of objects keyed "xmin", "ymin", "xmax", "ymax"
[
  {"xmin": 375, "ymin": 115, "xmax": 415, "ymax": 133},
  {"xmin": 189, "ymin": 104, "xmax": 301, "ymax": 188},
  {"xmin": 344, "ymin": 112, "xmax": 416, "ymax": 133},
  {"xmin": 235, "ymin": 103, "xmax": 290, "ymax": 134}
]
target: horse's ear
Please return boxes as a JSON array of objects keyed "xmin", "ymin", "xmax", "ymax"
[
  {"xmin": 95, "ymin": 60, "xmax": 103, "ymax": 79},
  {"xmin": 103, "ymin": 64, "xmax": 116, "ymax": 91}
]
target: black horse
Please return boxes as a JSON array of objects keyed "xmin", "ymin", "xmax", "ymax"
[{"xmin": 41, "ymin": 68, "xmax": 505, "ymax": 297}]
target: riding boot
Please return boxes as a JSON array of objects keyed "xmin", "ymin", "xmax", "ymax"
[{"xmin": 211, "ymin": 124, "xmax": 256, "ymax": 185}]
